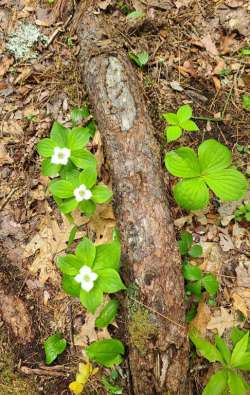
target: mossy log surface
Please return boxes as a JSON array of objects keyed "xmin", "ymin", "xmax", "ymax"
[{"xmin": 76, "ymin": 5, "xmax": 189, "ymax": 394}]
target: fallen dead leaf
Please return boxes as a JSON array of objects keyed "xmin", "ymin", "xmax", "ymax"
[
  {"xmin": 189, "ymin": 301, "xmax": 211, "ymax": 336},
  {"xmin": 218, "ymin": 6, "xmax": 250, "ymax": 37},
  {"xmin": 219, "ymin": 33, "xmax": 237, "ymax": 55},
  {"xmin": 23, "ymin": 204, "xmax": 84, "ymax": 286},
  {"xmin": 0, "ymin": 144, "xmax": 13, "ymax": 165},
  {"xmin": 232, "ymin": 222, "xmax": 248, "ymax": 249},
  {"xmin": 98, "ymin": 0, "xmax": 112, "ymax": 10},
  {"xmin": 219, "ymin": 229, "xmax": 234, "ymax": 252},
  {"xmin": 200, "ymin": 242, "xmax": 223, "ymax": 273},
  {"xmin": 74, "ymin": 301, "xmax": 110, "ymax": 348},
  {"xmin": 0, "ymin": 56, "xmax": 14, "ymax": 77},
  {"xmin": 212, "ymin": 76, "xmax": 221, "ymax": 92},
  {"xmin": 89, "ymin": 205, "xmax": 116, "ymax": 244},
  {"xmin": 207, "ymin": 307, "xmax": 243, "ymax": 336},
  {"xmin": 175, "ymin": 0, "xmax": 193, "ymax": 8},
  {"xmin": 232, "ymin": 292, "xmax": 248, "ymax": 318},
  {"xmin": 213, "ymin": 59, "xmax": 225, "ymax": 75},
  {"xmin": 201, "ymin": 34, "xmax": 218, "ymax": 56},
  {"xmin": 236, "ymin": 257, "xmax": 250, "ymax": 288}
]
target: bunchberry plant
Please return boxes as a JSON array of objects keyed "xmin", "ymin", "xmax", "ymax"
[
  {"xmin": 58, "ymin": 236, "xmax": 125, "ymax": 313},
  {"xmin": 178, "ymin": 231, "xmax": 203, "ymax": 258},
  {"xmin": 49, "ymin": 166, "xmax": 112, "ymax": 216},
  {"xmin": 234, "ymin": 202, "xmax": 250, "ymax": 222},
  {"xmin": 37, "ymin": 121, "xmax": 95, "ymax": 176},
  {"xmin": 129, "ymin": 51, "xmax": 149, "ymax": 68},
  {"xmin": 183, "ymin": 262, "xmax": 219, "ymax": 301},
  {"xmin": 95, "ymin": 299, "xmax": 119, "ymax": 328},
  {"xmin": 162, "ymin": 104, "xmax": 199, "ymax": 142},
  {"xmin": 86, "ymin": 339, "xmax": 125, "ymax": 368},
  {"xmin": 165, "ymin": 139, "xmax": 248, "ymax": 210},
  {"xmin": 189, "ymin": 330, "xmax": 250, "ymax": 395},
  {"xmin": 44, "ymin": 333, "xmax": 67, "ymax": 365},
  {"xmin": 71, "ymin": 104, "xmax": 96, "ymax": 137}
]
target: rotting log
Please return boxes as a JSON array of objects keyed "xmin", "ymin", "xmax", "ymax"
[{"xmin": 75, "ymin": 5, "xmax": 189, "ymax": 394}]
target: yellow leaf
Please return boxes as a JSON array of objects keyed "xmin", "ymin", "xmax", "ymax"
[
  {"xmin": 91, "ymin": 367, "xmax": 99, "ymax": 376},
  {"xmin": 76, "ymin": 373, "xmax": 88, "ymax": 385},
  {"xmin": 69, "ymin": 381, "xmax": 84, "ymax": 395},
  {"xmin": 79, "ymin": 362, "xmax": 91, "ymax": 377}
]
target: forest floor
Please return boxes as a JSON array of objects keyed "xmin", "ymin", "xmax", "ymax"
[{"xmin": 0, "ymin": 0, "xmax": 249, "ymax": 394}]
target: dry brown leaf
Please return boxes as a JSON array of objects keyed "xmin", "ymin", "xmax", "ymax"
[
  {"xmin": 236, "ymin": 257, "xmax": 250, "ymax": 288},
  {"xmin": 232, "ymin": 222, "xmax": 248, "ymax": 249},
  {"xmin": 213, "ymin": 59, "xmax": 225, "ymax": 75},
  {"xmin": 219, "ymin": 33, "xmax": 237, "ymax": 55},
  {"xmin": 219, "ymin": 230, "xmax": 234, "ymax": 252},
  {"xmin": 201, "ymin": 34, "xmax": 218, "ymax": 56},
  {"xmin": 207, "ymin": 307, "xmax": 243, "ymax": 336},
  {"xmin": 212, "ymin": 76, "xmax": 221, "ymax": 92},
  {"xmin": 232, "ymin": 292, "xmax": 248, "ymax": 317},
  {"xmin": 98, "ymin": 0, "xmax": 112, "ymax": 9},
  {"xmin": 189, "ymin": 302, "xmax": 211, "ymax": 336},
  {"xmin": 0, "ymin": 56, "xmax": 14, "ymax": 77},
  {"xmin": 175, "ymin": 0, "xmax": 193, "ymax": 8},
  {"xmin": 0, "ymin": 144, "xmax": 13, "ymax": 165},
  {"xmin": 200, "ymin": 243, "xmax": 223, "ymax": 273},
  {"xmin": 74, "ymin": 301, "xmax": 110, "ymax": 348},
  {"xmin": 89, "ymin": 205, "xmax": 116, "ymax": 244},
  {"xmin": 23, "ymin": 205, "xmax": 84, "ymax": 286}
]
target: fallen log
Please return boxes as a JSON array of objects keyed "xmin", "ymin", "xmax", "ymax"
[{"xmin": 75, "ymin": 5, "xmax": 189, "ymax": 394}]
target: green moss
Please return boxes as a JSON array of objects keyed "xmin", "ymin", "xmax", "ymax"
[
  {"xmin": 0, "ymin": 337, "xmax": 36, "ymax": 395},
  {"xmin": 128, "ymin": 308, "xmax": 156, "ymax": 356}
]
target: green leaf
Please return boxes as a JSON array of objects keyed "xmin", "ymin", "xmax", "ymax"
[
  {"xmin": 62, "ymin": 274, "xmax": 81, "ymax": 297},
  {"xmin": 41, "ymin": 158, "xmax": 61, "ymax": 177},
  {"xmin": 92, "ymin": 185, "xmax": 113, "ymax": 203},
  {"xmin": 189, "ymin": 244, "xmax": 203, "ymax": 258},
  {"xmin": 231, "ymin": 332, "xmax": 249, "ymax": 367},
  {"xmin": 101, "ymin": 377, "xmax": 123, "ymax": 395},
  {"xmin": 165, "ymin": 126, "xmax": 182, "ymax": 142},
  {"xmin": 189, "ymin": 331, "xmax": 224, "ymax": 363},
  {"xmin": 162, "ymin": 112, "xmax": 178, "ymax": 125},
  {"xmin": 186, "ymin": 281, "xmax": 202, "ymax": 298},
  {"xmin": 96, "ymin": 269, "xmax": 126, "ymax": 293},
  {"xmin": 70, "ymin": 149, "xmax": 96, "ymax": 169},
  {"xmin": 79, "ymin": 199, "xmax": 96, "ymax": 217},
  {"xmin": 94, "ymin": 241, "xmax": 121, "ymax": 271},
  {"xmin": 183, "ymin": 263, "xmax": 202, "ymax": 281},
  {"xmin": 231, "ymin": 328, "xmax": 248, "ymax": 348},
  {"xmin": 233, "ymin": 352, "xmax": 250, "ymax": 371},
  {"xmin": 179, "ymin": 231, "xmax": 193, "ymax": 255},
  {"xmin": 173, "ymin": 178, "xmax": 209, "ymax": 211},
  {"xmin": 57, "ymin": 255, "xmax": 82, "ymax": 275},
  {"xmin": 44, "ymin": 334, "xmax": 67, "ymax": 365},
  {"xmin": 186, "ymin": 304, "xmax": 197, "ymax": 322},
  {"xmin": 49, "ymin": 180, "xmax": 74, "ymax": 198},
  {"xmin": 67, "ymin": 127, "xmax": 90, "ymax": 150},
  {"xmin": 127, "ymin": 10, "xmax": 144, "ymax": 19},
  {"xmin": 67, "ymin": 225, "xmax": 78, "ymax": 250},
  {"xmin": 179, "ymin": 119, "xmax": 199, "ymax": 132},
  {"xmin": 242, "ymin": 95, "xmax": 250, "ymax": 110},
  {"xmin": 177, "ymin": 104, "xmax": 192, "ymax": 123},
  {"xmin": 198, "ymin": 139, "xmax": 232, "ymax": 174},
  {"xmin": 50, "ymin": 121, "xmax": 68, "ymax": 147},
  {"xmin": 80, "ymin": 286, "xmax": 103, "ymax": 313},
  {"xmin": 71, "ymin": 108, "xmax": 84, "ymax": 126},
  {"xmin": 63, "ymin": 169, "xmax": 80, "ymax": 188},
  {"xmin": 86, "ymin": 339, "xmax": 124, "ymax": 368},
  {"xmin": 60, "ymin": 198, "xmax": 78, "ymax": 214},
  {"xmin": 204, "ymin": 169, "xmax": 248, "ymax": 202},
  {"xmin": 79, "ymin": 166, "xmax": 97, "ymax": 189},
  {"xmin": 202, "ymin": 274, "xmax": 219, "ymax": 296},
  {"xmin": 215, "ymin": 336, "xmax": 231, "ymax": 365},
  {"xmin": 95, "ymin": 300, "xmax": 119, "ymax": 328},
  {"xmin": 129, "ymin": 51, "xmax": 149, "ymax": 67},
  {"xmin": 76, "ymin": 237, "xmax": 96, "ymax": 267},
  {"xmin": 37, "ymin": 138, "xmax": 56, "ymax": 157},
  {"xmin": 228, "ymin": 371, "xmax": 247, "ymax": 395},
  {"xmin": 202, "ymin": 369, "xmax": 228, "ymax": 395},
  {"xmin": 164, "ymin": 147, "xmax": 200, "ymax": 178}
]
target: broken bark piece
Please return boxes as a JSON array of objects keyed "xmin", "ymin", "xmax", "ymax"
[{"xmin": 76, "ymin": 6, "xmax": 188, "ymax": 394}]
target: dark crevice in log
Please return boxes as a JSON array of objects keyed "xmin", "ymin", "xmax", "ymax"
[{"xmin": 75, "ymin": 6, "xmax": 189, "ymax": 394}]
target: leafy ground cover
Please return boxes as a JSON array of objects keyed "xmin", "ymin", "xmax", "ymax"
[{"xmin": 0, "ymin": 0, "xmax": 249, "ymax": 394}]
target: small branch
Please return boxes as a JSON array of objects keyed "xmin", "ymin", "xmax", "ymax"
[
  {"xmin": 45, "ymin": 14, "xmax": 73, "ymax": 48},
  {"xmin": 20, "ymin": 366, "xmax": 69, "ymax": 377},
  {"xmin": 192, "ymin": 116, "xmax": 224, "ymax": 122}
]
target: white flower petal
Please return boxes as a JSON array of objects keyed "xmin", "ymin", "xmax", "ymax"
[
  {"xmin": 81, "ymin": 280, "xmax": 94, "ymax": 292},
  {"xmin": 89, "ymin": 272, "xmax": 98, "ymax": 281},
  {"xmin": 74, "ymin": 185, "xmax": 88, "ymax": 202},
  {"xmin": 51, "ymin": 147, "xmax": 71, "ymax": 165},
  {"xmin": 80, "ymin": 266, "xmax": 92, "ymax": 276},
  {"xmin": 75, "ymin": 273, "xmax": 83, "ymax": 283},
  {"xmin": 83, "ymin": 189, "xmax": 92, "ymax": 200}
]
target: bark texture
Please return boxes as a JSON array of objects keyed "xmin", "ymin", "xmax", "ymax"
[{"xmin": 76, "ymin": 6, "xmax": 189, "ymax": 394}]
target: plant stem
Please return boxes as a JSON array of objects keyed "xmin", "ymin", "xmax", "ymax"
[{"xmin": 192, "ymin": 116, "xmax": 224, "ymax": 122}]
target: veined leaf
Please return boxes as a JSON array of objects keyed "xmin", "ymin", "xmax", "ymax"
[
  {"xmin": 76, "ymin": 237, "xmax": 96, "ymax": 267},
  {"xmin": 198, "ymin": 139, "xmax": 232, "ymax": 174},
  {"xmin": 177, "ymin": 104, "xmax": 192, "ymax": 123},
  {"xmin": 50, "ymin": 121, "xmax": 68, "ymax": 147},
  {"xmin": 165, "ymin": 126, "xmax": 182, "ymax": 142},
  {"xmin": 164, "ymin": 147, "xmax": 200, "ymax": 178},
  {"xmin": 95, "ymin": 300, "xmax": 119, "ymax": 328},
  {"xmin": 215, "ymin": 336, "xmax": 231, "ymax": 365},
  {"xmin": 173, "ymin": 178, "xmax": 209, "ymax": 211},
  {"xmin": 202, "ymin": 369, "xmax": 228, "ymax": 395},
  {"xmin": 231, "ymin": 332, "xmax": 249, "ymax": 367},
  {"xmin": 202, "ymin": 274, "xmax": 219, "ymax": 296},
  {"xmin": 49, "ymin": 180, "xmax": 74, "ymax": 198},
  {"xmin": 44, "ymin": 333, "xmax": 67, "ymax": 365},
  {"xmin": 204, "ymin": 168, "xmax": 248, "ymax": 202},
  {"xmin": 228, "ymin": 371, "xmax": 247, "ymax": 395},
  {"xmin": 189, "ymin": 331, "xmax": 224, "ymax": 363},
  {"xmin": 183, "ymin": 263, "xmax": 202, "ymax": 281},
  {"xmin": 86, "ymin": 339, "xmax": 124, "ymax": 368},
  {"xmin": 80, "ymin": 286, "xmax": 103, "ymax": 314}
]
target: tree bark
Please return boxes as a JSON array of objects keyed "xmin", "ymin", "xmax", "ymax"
[{"xmin": 76, "ymin": 5, "xmax": 189, "ymax": 394}]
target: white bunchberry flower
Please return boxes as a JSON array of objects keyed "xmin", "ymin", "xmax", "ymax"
[
  {"xmin": 74, "ymin": 184, "xmax": 92, "ymax": 202},
  {"xmin": 74, "ymin": 266, "xmax": 98, "ymax": 292},
  {"xmin": 51, "ymin": 147, "xmax": 71, "ymax": 165}
]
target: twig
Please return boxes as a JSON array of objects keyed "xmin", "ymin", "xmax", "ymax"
[
  {"xmin": 192, "ymin": 116, "xmax": 224, "ymax": 122},
  {"xmin": 20, "ymin": 366, "xmax": 69, "ymax": 377},
  {"xmin": 128, "ymin": 295, "xmax": 186, "ymax": 330},
  {"xmin": 0, "ymin": 187, "xmax": 18, "ymax": 211},
  {"xmin": 45, "ymin": 14, "xmax": 73, "ymax": 48}
]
